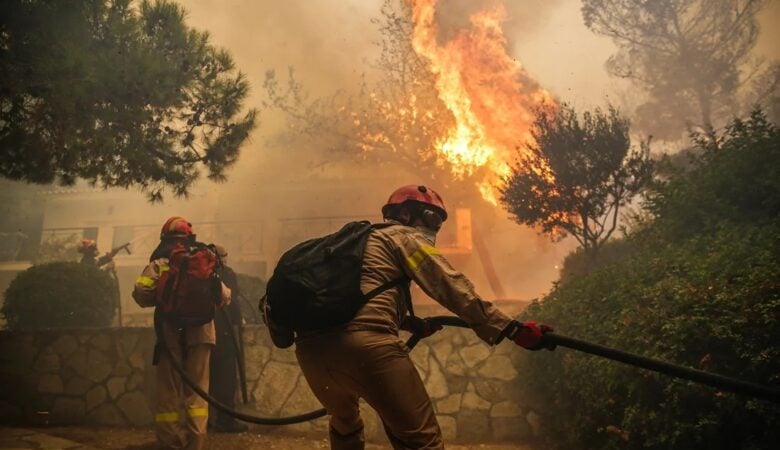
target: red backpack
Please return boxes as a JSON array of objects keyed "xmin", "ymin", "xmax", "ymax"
[{"xmin": 155, "ymin": 242, "xmax": 222, "ymax": 326}]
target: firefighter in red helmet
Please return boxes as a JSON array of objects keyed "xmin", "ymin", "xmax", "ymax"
[
  {"xmin": 133, "ymin": 216, "xmax": 231, "ymax": 450},
  {"xmin": 160, "ymin": 216, "xmax": 195, "ymax": 239},
  {"xmin": 268, "ymin": 185, "xmax": 553, "ymax": 450},
  {"xmin": 77, "ymin": 239, "xmax": 115, "ymax": 268}
]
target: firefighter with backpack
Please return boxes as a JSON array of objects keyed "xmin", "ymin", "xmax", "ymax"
[
  {"xmin": 262, "ymin": 185, "xmax": 554, "ymax": 450},
  {"xmin": 132, "ymin": 217, "xmax": 231, "ymax": 450}
]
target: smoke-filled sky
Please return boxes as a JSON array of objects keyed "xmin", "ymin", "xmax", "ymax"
[
  {"xmin": 163, "ymin": 0, "xmax": 779, "ymax": 299},
  {"xmin": 184, "ymin": 0, "xmax": 778, "ymax": 112},
  {"xmin": 183, "ymin": 0, "xmax": 778, "ymax": 166},
  {"xmin": 183, "ymin": 0, "xmax": 616, "ymax": 117}
]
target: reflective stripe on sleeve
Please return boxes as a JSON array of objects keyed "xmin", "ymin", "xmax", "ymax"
[
  {"xmin": 155, "ymin": 412, "xmax": 179, "ymax": 422},
  {"xmin": 136, "ymin": 276, "xmax": 156, "ymax": 288},
  {"xmin": 187, "ymin": 408, "xmax": 208, "ymax": 418},
  {"xmin": 405, "ymin": 245, "xmax": 441, "ymax": 271}
]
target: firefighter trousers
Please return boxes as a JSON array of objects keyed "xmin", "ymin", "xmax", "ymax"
[
  {"xmin": 296, "ymin": 330, "xmax": 443, "ymax": 450},
  {"xmin": 155, "ymin": 342, "xmax": 212, "ymax": 450}
]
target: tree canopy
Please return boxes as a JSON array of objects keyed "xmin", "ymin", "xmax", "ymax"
[
  {"xmin": 582, "ymin": 0, "xmax": 773, "ymax": 139},
  {"xmin": 0, "ymin": 0, "xmax": 257, "ymax": 201},
  {"xmin": 500, "ymin": 104, "xmax": 653, "ymax": 256}
]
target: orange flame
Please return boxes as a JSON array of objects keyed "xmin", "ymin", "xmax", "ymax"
[{"xmin": 408, "ymin": 0, "xmax": 555, "ymax": 204}]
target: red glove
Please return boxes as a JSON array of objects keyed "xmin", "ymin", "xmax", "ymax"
[
  {"xmin": 511, "ymin": 321, "xmax": 555, "ymax": 351},
  {"xmin": 400, "ymin": 317, "xmax": 443, "ymax": 338}
]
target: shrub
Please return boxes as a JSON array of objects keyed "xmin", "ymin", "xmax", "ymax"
[
  {"xmin": 645, "ymin": 109, "xmax": 780, "ymax": 239},
  {"xmin": 2, "ymin": 262, "xmax": 117, "ymax": 329},
  {"xmin": 521, "ymin": 110, "xmax": 780, "ymax": 449},
  {"xmin": 522, "ymin": 223, "xmax": 780, "ymax": 449}
]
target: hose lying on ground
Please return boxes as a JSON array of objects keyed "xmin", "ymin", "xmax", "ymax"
[
  {"xmin": 154, "ymin": 313, "xmax": 433, "ymax": 425},
  {"xmin": 156, "ymin": 314, "xmax": 780, "ymax": 426}
]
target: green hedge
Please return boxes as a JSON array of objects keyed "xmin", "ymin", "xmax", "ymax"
[
  {"xmin": 523, "ymin": 223, "xmax": 779, "ymax": 449},
  {"xmin": 520, "ymin": 111, "xmax": 780, "ymax": 449},
  {"xmin": 1, "ymin": 262, "xmax": 117, "ymax": 329}
]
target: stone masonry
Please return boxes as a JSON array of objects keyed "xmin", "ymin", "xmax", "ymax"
[{"xmin": 0, "ymin": 325, "xmax": 539, "ymax": 444}]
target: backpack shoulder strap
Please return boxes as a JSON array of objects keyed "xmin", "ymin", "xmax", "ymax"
[
  {"xmin": 361, "ymin": 277, "xmax": 407, "ymax": 301},
  {"xmin": 361, "ymin": 276, "xmax": 415, "ymax": 318}
]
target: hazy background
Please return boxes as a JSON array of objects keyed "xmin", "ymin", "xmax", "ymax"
[
  {"xmin": 177, "ymin": 0, "xmax": 773, "ymax": 295},
  {"xmin": 4, "ymin": 0, "xmax": 778, "ymax": 304}
]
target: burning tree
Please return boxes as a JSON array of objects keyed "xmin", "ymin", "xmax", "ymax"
[
  {"xmin": 500, "ymin": 104, "xmax": 654, "ymax": 257},
  {"xmin": 263, "ymin": 0, "xmax": 553, "ymax": 206}
]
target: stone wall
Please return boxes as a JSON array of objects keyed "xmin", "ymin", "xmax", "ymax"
[
  {"xmin": 0, "ymin": 328, "xmax": 156, "ymax": 427},
  {"xmin": 0, "ymin": 325, "xmax": 539, "ymax": 443}
]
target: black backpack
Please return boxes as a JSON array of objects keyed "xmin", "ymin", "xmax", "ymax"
[{"xmin": 265, "ymin": 221, "xmax": 408, "ymax": 332}]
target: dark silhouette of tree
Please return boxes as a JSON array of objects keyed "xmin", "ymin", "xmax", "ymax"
[
  {"xmin": 582, "ymin": 0, "xmax": 771, "ymax": 139},
  {"xmin": 500, "ymin": 104, "xmax": 653, "ymax": 256},
  {"xmin": 0, "ymin": 0, "xmax": 257, "ymax": 201}
]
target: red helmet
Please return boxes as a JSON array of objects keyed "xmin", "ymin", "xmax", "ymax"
[
  {"xmin": 382, "ymin": 185, "xmax": 447, "ymax": 221},
  {"xmin": 77, "ymin": 239, "xmax": 97, "ymax": 254},
  {"xmin": 160, "ymin": 216, "xmax": 194, "ymax": 239}
]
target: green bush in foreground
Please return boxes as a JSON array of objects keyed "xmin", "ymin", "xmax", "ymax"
[
  {"xmin": 521, "ymin": 111, "xmax": 779, "ymax": 449},
  {"xmin": 2, "ymin": 262, "xmax": 117, "ymax": 329},
  {"xmin": 523, "ymin": 224, "xmax": 779, "ymax": 449}
]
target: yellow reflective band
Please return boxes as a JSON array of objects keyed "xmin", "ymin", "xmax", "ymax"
[
  {"xmin": 136, "ymin": 276, "xmax": 156, "ymax": 288},
  {"xmin": 159, "ymin": 264, "xmax": 169, "ymax": 273},
  {"xmin": 187, "ymin": 408, "xmax": 208, "ymax": 417},
  {"xmin": 155, "ymin": 412, "xmax": 179, "ymax": 423},
  {"xmin": 405, "ymin": 245, "xmax": 441, "ymax": 271}
]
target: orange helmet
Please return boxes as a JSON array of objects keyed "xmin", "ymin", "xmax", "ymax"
[
  {"xmin": 160, "ymin": 216, "xmax": 194, "ymax": 239},
  {"xmin": 382, "ymin": 185, "xmax": 447, "ymax": 221},
  {"xmin": 77, "ymin": 239, "xmax": 97, "ymax": 254}
]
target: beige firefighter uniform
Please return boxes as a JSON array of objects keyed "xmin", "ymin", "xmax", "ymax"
[
  {"xmin": 133, "ymin": 257, "xmax": 231, "ymax": 450},
  {"xmin": 270, "ymin": 222, "xmax": 514, "ymax": 450}
]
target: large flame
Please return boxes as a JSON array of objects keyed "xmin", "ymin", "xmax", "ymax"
[{"xmin": 408, "ymin": 0, "xmax": 554, "ymax": 204}]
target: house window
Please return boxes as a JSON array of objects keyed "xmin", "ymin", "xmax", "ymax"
[{"xmin": 112, "ymin": 226, "xmax": 135, "ymax": 252}]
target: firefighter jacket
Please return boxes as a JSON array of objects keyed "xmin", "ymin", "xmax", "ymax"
[
  {"xmin": 266, "ymin": 221, "xmax": 514, "ymax": 346},
  {"xmin": 132, "ymin": 257, "xmax": 231, "ymax": 345}
]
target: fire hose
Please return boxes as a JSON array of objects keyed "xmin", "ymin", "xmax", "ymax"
[
  {"xmin": 432, "ymin": 316, "xmax": 780, "ymax": 404},
  {"xmin": 155, "ymin": 314, "xmax": 780, "ymax": 427}
]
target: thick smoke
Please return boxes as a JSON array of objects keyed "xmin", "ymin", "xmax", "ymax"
[{"xmin": 175, "ymin": 1, "xmax": 580, "ymax": 300}]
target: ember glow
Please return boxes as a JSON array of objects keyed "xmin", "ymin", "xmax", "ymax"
[{"xmin": 408, "ymin": 0, "xmax": 555, "ymax": 204}]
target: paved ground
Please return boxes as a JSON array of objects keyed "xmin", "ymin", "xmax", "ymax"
[{"xmin": 0, "ymin": 426, "xmax": 535, "ymax": 449}]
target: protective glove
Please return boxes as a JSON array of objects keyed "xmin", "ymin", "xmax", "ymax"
[
  {"xmin": 510, "ymin": 320, "xmax": 555, "ymax": 351},
  {"xmin": 400, "ymin": 316, "xmax": 443, "ymax": 338}
]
